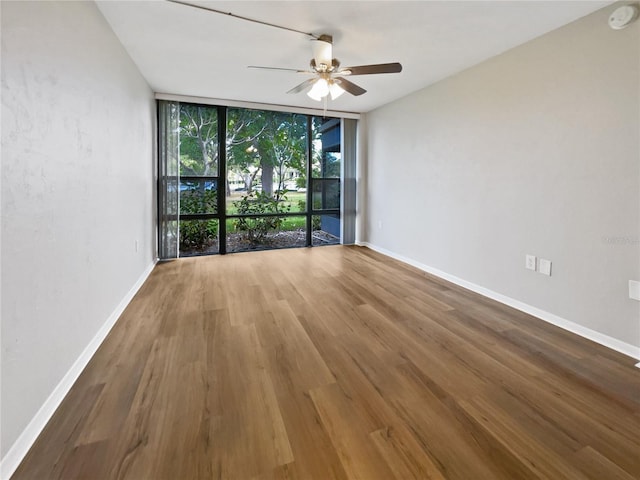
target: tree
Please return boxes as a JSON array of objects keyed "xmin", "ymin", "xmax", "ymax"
[
  {"xmin": 250, "ymin": 112, "xmax": 307, "ymax": 196},
  {"xmin": 180, "ymin": 105, "xmax": 265, "ymax": 196},
  {"xmin": 178, "ymin": 106, "xmax": 309, "ymax": 199},
  {"xmin": 226, "ymin": 109, "xmax": 266, "ymax": 194},
  {"xmin": 179, "ymin": 104, "xmax": 218, "ymax": 176}
]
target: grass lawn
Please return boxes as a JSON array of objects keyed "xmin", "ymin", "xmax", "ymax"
[
  {"xmin": 225, "ymin": 215, "xmax": 306, "ymax": 233},
  {"xmin": 180, "ymin": 191, "xmax": 310, "ymax": 231},
  {"xmin": 225, "ymin": 191, "xmax": 308, "ymax": 215},
  {"xmin": 222, "ymin": 191, "xmax": 311, "ymax": 233},
  {"xmin": 281, "ymin": 216, "xmax": 306, "ymax": 230}
]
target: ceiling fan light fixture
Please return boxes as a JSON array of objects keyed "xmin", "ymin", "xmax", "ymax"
[
  {"xmin": 328, "ymin": 81, "xmax": 345, "ymax": 100},
  {"xmin": 307, "ymin": 78, "xmax": 329, "ymax": 101}
]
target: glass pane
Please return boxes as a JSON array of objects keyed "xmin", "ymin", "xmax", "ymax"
[
  {"xmin": 179, "ymin": 178, "xmax": 217, "ymax": 215},
  {"xmin": 312, "ymin": 179, "xmax": 340, "ymax": 210},
  {"xmin": 226, "ymin": 108, "xmax": 308, "ymax": 214},
  {"xmin": 312, "ymin": 117, "xmax": 341, "ymax": 178},
  {"xmin": 179, "ymin": 219, "xmax": 219, "ymax": 257},
  {"xmin": 179, "ymin": 104, "xmax": 218, "ymax": 176},
  {"xmin": 312, "ymin": 214, "xmax": 340, "ymax": 246},
  {"xmin": 227, "ymin": 215, "xmax": 307, "ymax": 253},
  {"xmin": 158, "ymin": 101, "xmax": 180, "ymax": 260},
  {"xmin": 282, "ymin": 190, "xmax": 307, "ymax": 213}
]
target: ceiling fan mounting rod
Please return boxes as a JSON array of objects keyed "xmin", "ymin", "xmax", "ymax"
[{"xmin": 166, "ymin": 0, "xmax": 319, "ymax": 39}]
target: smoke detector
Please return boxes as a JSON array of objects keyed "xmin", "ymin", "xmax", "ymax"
[{"xmin": 608, "ymin": 4, "xmax": 639, "ymax": 30}]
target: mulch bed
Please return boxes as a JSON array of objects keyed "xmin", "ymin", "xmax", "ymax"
[{"xmin": 180, "ymin": 229, "xmax": 339, "ymax": 257}]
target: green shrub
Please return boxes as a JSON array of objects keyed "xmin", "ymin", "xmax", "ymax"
[
  {"xmin": 180, "ymin": 220, "xmax": 218, "ymax": 251},
  {"xmin": 180, "ymin": 185, "xmax": 217, "ymax": 215},
  {"xmin": 233, "ymin": 191, "xmax": 291, "ymax": 243},
  {"xmin": 179, "ymin": 183, "xmax": 218, "ymax": 251}
]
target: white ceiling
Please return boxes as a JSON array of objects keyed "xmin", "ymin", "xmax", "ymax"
[{"xmin": 96, "ymin": 0, "xmax": 612, "ymax": 113}]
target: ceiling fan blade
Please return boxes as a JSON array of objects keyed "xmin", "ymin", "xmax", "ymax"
[
  {"xmin": 248, "ymin": 66, "xmax": 311, "ymax": 73},
  {"xmin": 287, "ymin": 78, "xmax": 317, "ymax": 94},
  {"xmin": 340, "ymin": 62, "xmax": 403, "ymax": 76},
  {"xmin": 334, "ymin": 78, "xmax": 367, "ymax": 96}
]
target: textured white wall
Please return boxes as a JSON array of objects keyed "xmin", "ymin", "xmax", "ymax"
[
  {"xmin": 1, "ymin": 0, "xmax": 155, "ymax": 458},
  {"xmin": 365, "ymin": 5, "xmax": 639, "ymax": 348}
]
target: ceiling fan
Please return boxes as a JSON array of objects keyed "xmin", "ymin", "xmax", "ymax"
[
  {"xmin": 165, "ymin": 1, "xmax": 402, "ymax": 103},
  {"xmin": 249, "ymin": 35, "xmax": 402, "ymax": 101}
]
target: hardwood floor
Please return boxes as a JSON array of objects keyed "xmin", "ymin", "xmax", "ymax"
[{"xmin": 12, "ymin": 245, "xmax": 640, "ymax": 479}]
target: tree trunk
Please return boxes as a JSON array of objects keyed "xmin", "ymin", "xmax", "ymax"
[
  {"xmin": 199, "ymin": 138, "xmax": 212, "ymax": 176},
  {"xmin": 261, "ymin": 162, "xmax": 273, "ymax": 196},
  {"xmin": 247, "ymin": 169, "xmax": 259, "ymax": 191}
]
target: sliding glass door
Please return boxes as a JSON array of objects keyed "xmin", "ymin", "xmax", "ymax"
[{"xmin": 158, "ymin": 101, "xmax": 352, "ymax": 258}]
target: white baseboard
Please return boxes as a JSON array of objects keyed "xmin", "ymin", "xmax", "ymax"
[
  {"xmin": 358, "ymin": 242, "xmax": 640, "ymax": 363},
  {"xmin": 0, "ymin": 260, "xmax": 157, "ymax": 480}
]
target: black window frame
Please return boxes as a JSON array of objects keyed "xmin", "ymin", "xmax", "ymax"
[{"xmin": 159, "ymin": 100, "xmax": 342, "ymax": 256}]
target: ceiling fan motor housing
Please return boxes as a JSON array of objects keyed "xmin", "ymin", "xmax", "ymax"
[{"xmin": 312, "ymin": 35, "xmax": 334, "ymax": 71}]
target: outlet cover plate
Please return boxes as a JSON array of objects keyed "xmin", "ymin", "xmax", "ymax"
[
  {"xmin": 629, "ymin": 280, "xmax": 640, "ymax": 301},
  {"xmin": 538, "ymin": 258, "xmax": 552, "ymax": 276},
  {"xmin": 526, "ymin": 255, "xmax": 537, "ymax": 271}
]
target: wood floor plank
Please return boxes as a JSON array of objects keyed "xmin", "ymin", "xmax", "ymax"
[
  {"xmin": 258, "ymin": 386, "xmax": 349, "ymax": 480},
  {"xmin": 12, "ymin": 245, "xmax": 640, "ymax": 480},
  {"xmin": 309, "ymin": 382, "xmax": 397, "ymax": 480},
  {"xmin": 574, "ymin": 446, "xmax": 638, "ymax": 480},
  {"xmin": 256, "ymin": 300, "xmax": 336, "ymax": 390},
  {"xmin": 392, "ymin": 361, "xmax": 538, "ymax": 480},
  {"xmin": 459, "ymin": 394, "xmax": 592, "ymax": 480},
  {"xmin": 208, "ymin": 322, "xmax": 294, "ymax": 479},
  {"xmin": 11, "ymin": 383, "xmax": 105, "ymax": 480},
  {"xmin": 107, "ymin": 336, "xmax": 185, "ymax": 479},
  {"xmin": 429, "ymin": 308, "xmax": 640, "ymax": 444},
  {"xmin": 369, "ymin": 425, "xmax": 446, "ymax": 480}
]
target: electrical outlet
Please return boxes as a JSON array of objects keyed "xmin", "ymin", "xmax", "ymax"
[
  {"xmin": 135, "ymin": 239, "xmax": 139, "ymax": 252},
  {"xmin": 525, "ymin": 255, "xmax": 536, "ymax": 271},
  {"xmin": 538, "ymin": 258, "xmax": 552, "ymax": 276},
  {"xmin": 378, "ymin": 220, "xmax": 383, "ymax": 230}
]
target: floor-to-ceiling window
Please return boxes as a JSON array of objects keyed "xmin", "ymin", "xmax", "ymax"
[
  {"xmin": 311, "ymin": 117, "xmax": 341, "ymax": 246},
  {"xmin": 158, "ymin": 101, "xmax": 352, "ymax": 258},
  {"xmin": 225, "ymin": 108, "xmax": 311, "ymax": 254},
  {"xmin": 177, "ymin": 103, "xmax": 222, "ymax": 256}
]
